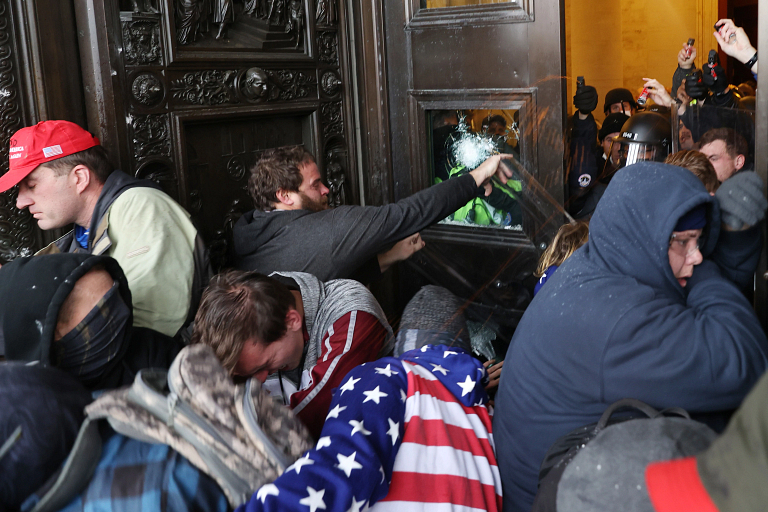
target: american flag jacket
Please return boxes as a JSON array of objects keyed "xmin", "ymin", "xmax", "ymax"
[{"xmin": 237, "ymin": 344, "xmax": 502, "ymax": 512}]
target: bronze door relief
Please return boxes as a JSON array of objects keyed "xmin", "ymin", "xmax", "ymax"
[{"xmin": 74, "ymin": 0, "xmax": 357, "ymax": 269}]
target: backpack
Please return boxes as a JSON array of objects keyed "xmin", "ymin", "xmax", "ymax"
[
  {"xmin": 28, "ymin": 344, "xmax": 314, "ymax": 511},
  {"xmin": 531, "ymin": 398, "xmax": 712, "ymax": 512}
]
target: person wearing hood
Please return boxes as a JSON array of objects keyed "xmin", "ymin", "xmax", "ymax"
[
  {"xmin": 232, "ymin": 147, "xmax": 513, "ymax": 283},
  {"xmin": 0, "ymin": 253, "xmax": 182, "ymax": 390},
  {"xmin": 492, "ymin": 162, "xmax": 768, "ymax": 512},
  {"xmin": 3, "ymin": 120, "xmax": 208, "ymax": 339},
  {"xmin": 666, "ymin": 141, "xmax": 768, "ymax": 292}
]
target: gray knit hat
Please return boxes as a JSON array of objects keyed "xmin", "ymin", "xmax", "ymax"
[{"xmin": 395, "ymin": 285, "xmax": 471, "ymax": 356}]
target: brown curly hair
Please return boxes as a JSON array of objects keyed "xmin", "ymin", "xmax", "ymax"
[
  {"xmin": 247, "ymin": 146, "xmax": 315, "ymax": 211},
  {"xmin": 698, "ymin": 127, "xmax": 748, "ymax": 160},
  {"xmin": 191, "ymin": 270, "xmax": 297, "ymax": 372}
]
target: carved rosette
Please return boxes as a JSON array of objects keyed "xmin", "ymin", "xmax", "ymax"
[
  {"xmin": 122, "ymin": 18, "xmax": 162, "ymax": 66},
  {"xmin": 226, "ymin": 155, "xmax": 247, "ymax": 182},
  {"xmin": 132, "ymin": 114, "xmax": 172, "ymax": 160},
  {"xmin": 320, "ymin": 71, "xmax": 342, "ymax": 96},
  {"xmin": 0, "ymin": 2, "xmax": 36, "ymax": 260},
  {"xmin": 131, "ymin": 72, "xmax": 164, "ymax": 107}
]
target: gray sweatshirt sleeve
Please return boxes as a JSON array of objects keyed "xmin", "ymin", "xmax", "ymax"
[{"xmin": 328, "ymin": 173, "xmax": 480, "ymax": 272}]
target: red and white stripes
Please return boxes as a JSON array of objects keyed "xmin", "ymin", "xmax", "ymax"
[{"xmin": 374, "ymin": 361, "xmax": 502, "ymax": 512}]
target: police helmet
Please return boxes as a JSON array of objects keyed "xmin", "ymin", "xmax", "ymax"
[{"xmin": 610, "ymin": 111, "xmax": 672, "ymax": 169}]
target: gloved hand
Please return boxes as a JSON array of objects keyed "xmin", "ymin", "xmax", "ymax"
[
  {"xmin": 715, "ymin": 171, "xmax": 768, "ymax": 230},
  {"xmin": 701, "ymin": 62, "xmax": 729, "ymax": 95},
  {"xmin": 573, "ymin": 85, "xmax": 598, "ymax": 114},
  {"xmin": 685, "ymin": 70, "xmax": 708, "ymax": 100}
]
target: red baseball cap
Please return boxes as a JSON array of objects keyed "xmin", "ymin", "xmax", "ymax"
[{"xmin": 1, "ymin": 120, "xmax": 100, "ymax": 193}]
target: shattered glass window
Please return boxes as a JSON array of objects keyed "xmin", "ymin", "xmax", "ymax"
[{"xmin": 428, "ymin": 109, "xmax": 523, "ymax": 230}]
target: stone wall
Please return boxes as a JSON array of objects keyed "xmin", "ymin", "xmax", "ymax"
[{"xmin": 564, "ymin": 0, "xmax": 719, "ymax": 121}]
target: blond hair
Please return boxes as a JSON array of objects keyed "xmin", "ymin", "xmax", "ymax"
[
  {"xmin": 665, "ymin": 150, "xmax": 720, "ymax": 193},
  {"xmin": 535, "ymin": 221, "xmax": 589, "ymax": 277}
]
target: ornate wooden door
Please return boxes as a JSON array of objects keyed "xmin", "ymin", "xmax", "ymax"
[
  {"xmin": 73, "ymin": 0, "xmax": 359, "ymax": 269},
  {"xmin": 0, "ymin": 0, "xmax": 87, "ymax": 262}
]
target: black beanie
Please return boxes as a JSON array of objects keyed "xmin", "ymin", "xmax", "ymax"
[
  {"xmin": 604, "ymin": 88, "xmax": 637, "ymax": 114},
  {"xmin": 598, "ymin": 113, "xmax": 630, "ymax": 141},
  {"xmin": 674, "ymin": 204, "xmax": 707, "ymax": 232}
]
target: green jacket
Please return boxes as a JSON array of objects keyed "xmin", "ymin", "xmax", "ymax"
[
  {"xmin": 437, "ymin": 165, "xmax": 523, "ymax": 226},
  {"xmin": 39, "ymin": 173, "xmax": 204, "ymax": 337}
]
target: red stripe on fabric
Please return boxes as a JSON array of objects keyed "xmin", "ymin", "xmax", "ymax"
[
  {"xmin": 291, "ymin": 311, "xmax": 387, "ymax": 439},
  {"xmin": 379, "ymin": 472, "xmax": 501, "ymax": 511},
  {"xmin": 405, "ymin": 367, "xmax": 494, "ymax": 428},
  {"xmin": 646, "ymin": 458, "xmax": 720, "ymax": 512},
  {"xmin": 402, "ymin": 417, "xmax": 497, "ymax": 462}
]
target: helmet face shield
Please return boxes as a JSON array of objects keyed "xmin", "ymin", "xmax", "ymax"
[
  {"xmin": 609, "ymin": 111, "xmax": 673, "ymax": 170},
  {"xmin": 613, "ymin": 141, "xmax": 663, "ymax": 169}
]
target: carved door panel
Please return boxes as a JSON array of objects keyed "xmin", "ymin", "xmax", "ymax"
[
  {"xmin": 0, "ymin": 1, "xmax": 87, "ymax": 262},
  {"xmin": 74, "ymin": 0, "xmax": 356, "ymax": 268},
  {"xmin": 381, "ymin": 1, "xmax": 566, "ymax": 343}
]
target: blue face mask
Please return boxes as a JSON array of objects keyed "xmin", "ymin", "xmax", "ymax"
[{"xmin": 53, "ymin": 282, "xmax": 130, "ymax": 388}]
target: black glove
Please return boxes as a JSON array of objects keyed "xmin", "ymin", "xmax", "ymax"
[
  {"xmin": 715, "ymin": 171, "xmax": 768, "ymax": 230},
  {"xmin": 685, "ymin": 70, "xmax": 708, "ymax": 100},
  {"xmin": 701, "ymin": 63, "xmax": 729, "ymax": 95},
  {"xmin": 573, "ymin": 85, "xmax": 598, "ymax": 114}
]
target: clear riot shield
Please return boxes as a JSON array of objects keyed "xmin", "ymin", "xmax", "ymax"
[{"xmin": 677, "ymin": 99, "xmax": 756, "ymax": 183}]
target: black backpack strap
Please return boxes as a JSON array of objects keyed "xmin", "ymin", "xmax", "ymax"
[
  {"xmin": 29, "ymin": 418, "xmax": 103, "ymax": 512},
  {"xmin": 595, "ymin": 398, "xmax": 660, "ymax": 432},
  {"xmin": 656, "ymin": 406, "xmax": 691, "ymax": 419}
]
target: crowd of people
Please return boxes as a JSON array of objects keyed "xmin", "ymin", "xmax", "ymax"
[{"xmin": 1, "ymin": 17, "xmax": 768, "ymax": 512}]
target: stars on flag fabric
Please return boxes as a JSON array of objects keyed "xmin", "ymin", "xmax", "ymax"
[{"xmin": 236, "ymin": 344, "xmax": 501, "ymax": 512}]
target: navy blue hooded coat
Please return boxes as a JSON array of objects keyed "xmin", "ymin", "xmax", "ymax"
[{"xmin": 493, "ymin": 162, "xmax": 768, "ymax": 512}]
